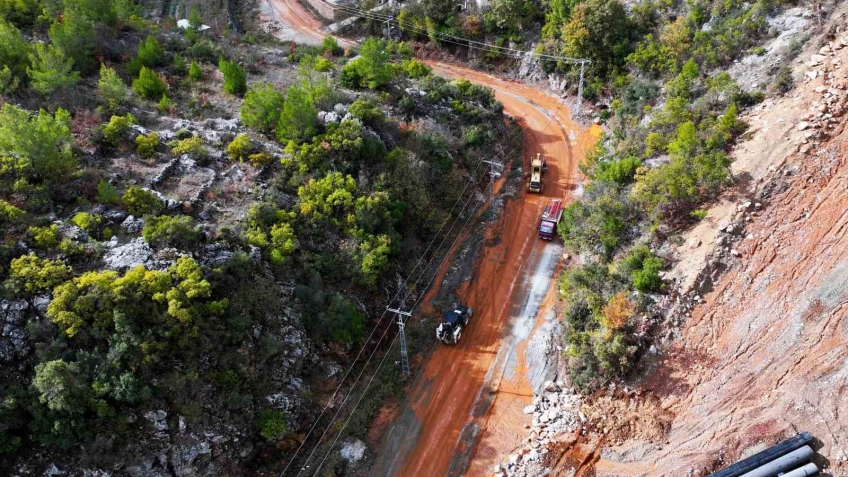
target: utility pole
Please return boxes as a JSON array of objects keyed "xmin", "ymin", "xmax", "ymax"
[
  {"xmin": 482, "ymin": 160, "xmax": 504, "ymax": 181},
  {"xmin": 387, "ymin": 307, "xmax": 412, "ymax": 376}
]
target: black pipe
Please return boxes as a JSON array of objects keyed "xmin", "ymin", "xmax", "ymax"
[{"xmin": 706, "ymin": 432, "xmax": 813, "ymax": 477}]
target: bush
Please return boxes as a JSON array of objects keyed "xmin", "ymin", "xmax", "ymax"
[
  {"xmin": 0, "ymin": 104, "xmax": 75, "ymax": 181},
  {"xmin": 96, "ymin": 180, "xmax": 119, "ymax": 205},
  {"xmin": 277, "ymin": 84, "xmax": 319, "ymax": 144},
  {"xmin": 774, "ymin": 66, "xmax": 793, "ymax": 94},
  {"xmin": 621, "ymin": 246, "xmax": 664, "ymax": 293},
  {"xmin": 122, "ymin": 186, "xmax": 162, "ymax": 216},
  {"xmin": 102, "ymin": 114, "xmax": 136, "ymax": 145},
  {"xmin": 142, "ymin": 215, "xmax": 200, "ymax": 249},
  {"xmin": 218, "ymin": 59, "xmax": 246, "ymax": 96},
  {"xmin": 402, "ymin": 58, "xmax": 431, "ymax": 79},
  {"xmin": 98, "ymin": 64, "xmax": 129, "ymax": 113},
  {"xmin": 170, "ymin": 136, "xmax": 206, "ymax": 159},
  {"xmin": 256, "ymin": 410, "xmax": 285, "ymax": 441},
  {"xmin": 7, "ymin": 253, "xmax": 72, "ymax": 297},
  {"xmin": 321, "ymin": 35, "xmax": 342, "ymax": 56},
  {"xmin": 227, "ymin": 134, "xmax": 254, "ymax": 162},
  {"xmin": 0, "ymin": 199, "xmax": 24, "ymax": 224},
  {"xmin": 173, "ymin": 53, "xmax": 187, "ymax": 76},
  {"xmin": 71, "ymin": 212, "xmax": 101, "ymax": 232},
  {"xmin": 130, "ymin": 35, "xmax": 165, "ymax": 74},
  {"xmin": 0, "ymin": 19, "xmax": 28, "ymax": 85},
  {"xmin": 157, "ymin": 95, "xmax": 172, "ymax": 114},
  {"xmin": 240, "ymin": 82, "xmax": 284, "ymax": 133},
  {"xmin": 188, "ymin": 61, "xmax": 202, "ymax": 80},
  {"xmin": 248, "ymin": 152, "xmax": 274, "ymax": 169},
  {"xmin": 340, "ymin": 38, "xmax": 392, "ymax": 89},
  {"xmin": 27, "ymin": 43, "xmax": 80, "ymax": 95},
  {"xmin": 132, "ymin": 67, "xmax": 166, "ymax": 100},
  {"xmin": 28, "ymin": 225, "xmax": 60, "ymax": 249},
  {"xmin": 314, "ymin": 57, "xmax": 333, "ymax": 72},
  {"xmin": 135, "ymin": 132, "xmax": 158, "ymax": 158}
]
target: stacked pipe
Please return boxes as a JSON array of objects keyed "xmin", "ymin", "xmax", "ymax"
[{"xmin": 707, "ymin": 432, "xmax": 819, "ymax": 477}]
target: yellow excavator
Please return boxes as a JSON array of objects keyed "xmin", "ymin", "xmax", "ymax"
[{"xmin": 526, "ymin": 153, "xmax": 547, "ymax": 193}]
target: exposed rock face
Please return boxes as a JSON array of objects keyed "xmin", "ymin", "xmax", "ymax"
[
  {"xmin": 103, "ymin": 238, "xmax": 155, "ymax": 271},
  {"xmin": 0, "ymin": 300, "xmax": 31, "ymax": 363}
]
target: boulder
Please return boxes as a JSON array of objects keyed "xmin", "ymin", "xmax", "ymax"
[{"xmin": 339, "ymin": 439, "xmax": 367, "ymax": 463}]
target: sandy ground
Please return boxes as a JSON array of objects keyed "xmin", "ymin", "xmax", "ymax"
[
  {"xmin": 368, "ymin": 63, "xmax": 600, "ymax": 477},
  {"xmin": 260, "ymin": 0, "xmax": 355, "ymax": 48}
]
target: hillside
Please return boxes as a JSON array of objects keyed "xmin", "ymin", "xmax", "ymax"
[{"xmin": 0, "ymin": 2, "xmax": 516, "ymax": 475}]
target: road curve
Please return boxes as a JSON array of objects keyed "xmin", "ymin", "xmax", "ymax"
[
  {"xmin": 262, "ymin": 0, "xmax": 355, "ymax": 48},
  {"xmin": 370, "ymin": 62, "xmax": 599, "ymax": 477}
]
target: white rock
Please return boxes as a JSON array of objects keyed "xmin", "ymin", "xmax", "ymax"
[
  {"xmin": 339, "ymin": 439, "xmax": 367, "ymax": 462},
  {"xmin": 796, "ymin": 121, "xmax": 810, "ymax": 131},
  {"xmin": 523, "ymin": 405, "xmax": 536, "ymax": 414}
]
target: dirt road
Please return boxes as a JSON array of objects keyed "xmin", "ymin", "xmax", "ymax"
[
  {"xmin": 370, "ymin": 63, "xmax": 599, "ymax": 477},
  {"xmin": 261, "ymin": 0, "xmax": 355, "ymax": 48}
]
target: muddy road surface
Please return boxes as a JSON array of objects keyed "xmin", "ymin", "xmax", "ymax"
[
  {"xmin": 261, "ymin": 0, "xmax": 355, "ymax": 48},
  {"xmin": 370, "ymin": 63, "xmax": 599, "ymax": 477}
]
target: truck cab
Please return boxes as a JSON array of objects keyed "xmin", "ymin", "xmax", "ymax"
[
  {"xmin": 436, "ymin": 304, "xmax": 473, "ymax": 344},
  {"xmin": 538, "ymin": 199, "xmax": 563, "ymax": 240}
]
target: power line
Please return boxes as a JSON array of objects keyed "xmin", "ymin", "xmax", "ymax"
[
  {"xmin": 305, "ymin": 71, "xmax": 577, "ymax": 476},
  {"xmin": 280, "ymin": 78, "xmax": 531, "ymax": 477},
  {"xmin": 330, "ymin": 2, "xmax": 590, "ymax": 64}
]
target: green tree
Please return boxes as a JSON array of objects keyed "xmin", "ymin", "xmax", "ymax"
[
  {"xmin": 321, "ymin": 35, "xmax": 342, "ymax": 55},
  {"xmin": 188, "ymin": 61, "xmax": 202, "ymax": 80},
  {"xmin": 96, "ymin": 180, "xmax": 119, "ymax": 204},
  {"xmin": 188, "ymin": 5, "xmax": 202, "ymax": 29},
  {"xmin": 340, "ymin": 38, "xmax": 392, "ymax": 89},
  {"xmin": 0, "ymin": 19, "xmax": 28, "ymax": 85},
  {"xmin": 240, "ymin": 82, "xmax": 284, "ymax": 133},
  {"xmin": 48, "ymin": 11, "xmax": 96, "ymax": 74},
  {"xmin": 277, "ymin": 84, "xmax": 318, "ymax": 144},
  {"xmin": 143, "ymin": 215, "xmax": 200, "ymax": 249},
  {"xmin": 218, "ymin": 58, "xmax": 246, "ymax": 96},
  {"xmin": 560, "ymin": 0, "xmax": 632, "ymax": 79},
  {"xmin": 0, "ymin": 104, "xmax": 75, "ymax": 181},
  {"xmin": 33, "ymin": 360, "xmax": 90, "ymax": 414},
  {"xmin": 0, "ymin": 0, "xmax": 40, "ymax": 27},
  {"xmin": 173, "ymin": 53, "xmax": 187, "ymax": 76},
  {"xmin": 6, "ymin": 253, "xmax": 72, "ymax": 297},
  {"xmin": 542, "ymin": 0, "xmax": 581, "ymax": 38},
  {"xmin": 132, "ymin": 66, "xmax": 166, "ymax": 100},
  {"xmin": 297, "ymin": 172, "xmax": 357, "ymax": 224},
  {"xmin": 98, "ymin": 64, "xmax": 129, "ymax": 112},
  {"xmin": 129, "ymin": 34, "xmax": 166, "ymax": 74}
]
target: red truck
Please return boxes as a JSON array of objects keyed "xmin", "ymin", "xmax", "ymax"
[{"xmin": 538, "ymin": 199, "xmax": 563, "ymax": 240}]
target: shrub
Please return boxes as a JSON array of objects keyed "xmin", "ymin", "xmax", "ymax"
[
  {"xmin": 402, "ymin": 58, "xmax": 430, "ymax": 79},
  {"xmin": 321, "ymin": 35, "xmax": 342, "ymax": 56},
  {"xmin": 71, "ymin": 212, "xmax": 101, "ymax": 232},
  {"xmin": 593, "ymin": 156, "xmax": 640, "ymax": 184},
  {"xmin": 314, "ymin": 57, "xmax": 333, "ymax": 72},
  {"xmin": 173, "ymin": 53, "xmax": 187, "ymax": 75},
  {"xmin": 102, "ymin": 114, "xmax": 136, "ymax": 145},
  {"xmin": 98, "ymin": 64, "xmax": 129, "ymax": 113},
  {"xmin": 7, "ymin": 253, "xmax": 72, "ymax": 297},
  {"xmin": 0, "ymin": 104, "xmax": 75, "ymax": 180},
  {"xmin": 340, "ymin": 38, "xmax": 392, "ymax": 89},
  {"xmin": 27, "ymin": 43, "xmax": 80, "ymax": 95},
  {"xmin": 188, "ymin": 61, "xmax": 202, "ymax": 80},
  {"xmin": 130, "ymin": 35, "xmax": 165, "ymax": 74},
  {"xmin": 248, "ymin": 152, "xmax": 274, "ymax": 169},
  {"xmin": 347, "ymin": 99, "xmax": 382, "ymax": 123},
  {"xmin": 240, "ymin": 82, "xmax": 284, "ymax": 133},
  {"xmin": 28, "ymin": 224, "xmax": 60, "ymax": 249},
  {"xmin": 132, "ymin": 67, "xmax": 166, "ymax": 100},
  {"xmin": 142, "ymin": 215, "xmax": 200, "ymax": 249},
  {"xmin": 0, "ymin": 19, "xmax": 29, "ymax": 84},
  {"xmin": 96, "ymin": 180, "xmax": 119, "ymax": 205},
  {"xmin": 227, "ymin": 134, "xmax": 254, "ymax": 162},
  {"xmin": 170, "ymin": 136, "xmax": 206, "ymax": 159},
  {"xmin": 0, "ymin": 199, "xmax": 24, "ymax": 224},
  {"xmin": 135, "ymin": 132, "xmax": 159, "ymax": 158},
  {"xmin": 600, "ymin": 292, "xmax": 635, "ymax": 331},
  {"xmin": 157, "ymin": 95, "xmax": 172, "ymax": 114},
  {"xmin": 122, "ymin": 186, "xmax": 162, "ymax": 216},
  {"xmin": 774, "ymin": 66, "xmax": 793, "ymax": 94},
  {"xmin": 256, "ymin": 410, "xmax": 285, "ymax": 441},
  {"xmin": 621, "ymin": 246, "xmax": 664, "ymax": 293},
  {"xmin": 277, "ymin": 84, "xmax": 318, "ymax": 144},
  {"xmin": 218, "ymin": 59, "xmax": 246, "ymax": 96}
]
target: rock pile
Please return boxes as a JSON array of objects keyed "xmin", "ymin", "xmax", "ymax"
[
  {"xmin": 493, "ymin": 381, "xmax": 582, "ymax": 477},
  {"xmin": 796, "ymin": 35, "xmax": 848, "ymax": 155}
]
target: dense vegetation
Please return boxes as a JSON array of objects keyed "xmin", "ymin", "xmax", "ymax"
[
  {"xmin": 0, "ymin": 0, "xmax": 510, "ymax": 470},
  {"xmin": 392, "ymin": 0, "xmax": 796, "ymax": 391}
]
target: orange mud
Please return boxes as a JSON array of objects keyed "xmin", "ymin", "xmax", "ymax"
[{"xmin": 369, "ymin": 62, "xmax": 600, "ymax": 477}]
